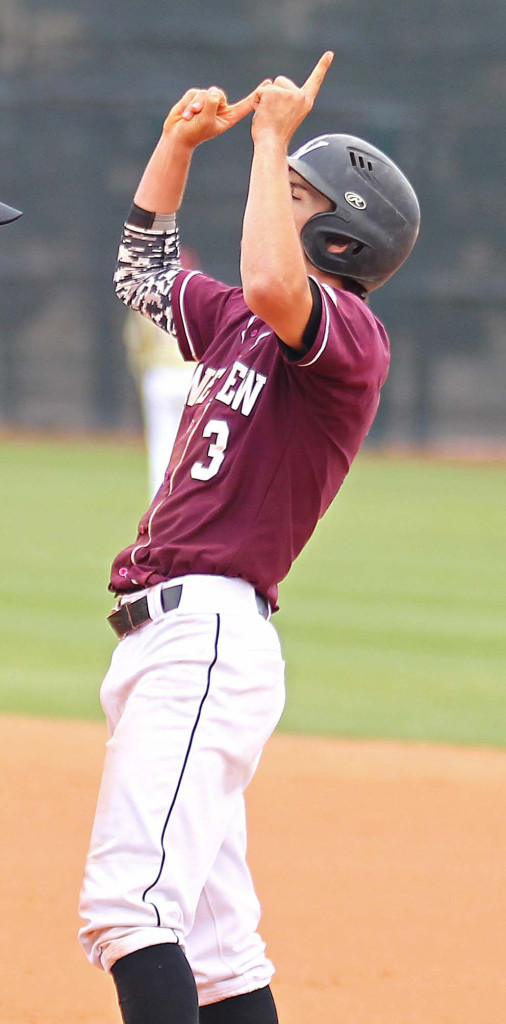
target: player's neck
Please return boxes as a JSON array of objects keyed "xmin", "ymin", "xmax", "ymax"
[{"xmin": 308, "ymin": 267, "xmax": 345, "ymax": 291}]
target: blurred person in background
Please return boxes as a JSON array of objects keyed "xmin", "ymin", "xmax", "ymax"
[{"xmin": 124, "ymin": 246, "xmax": 200, "ymax": 498}]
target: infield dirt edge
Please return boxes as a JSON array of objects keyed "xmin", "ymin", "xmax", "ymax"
[{"xmin": 2, "ymin": 715, "xmax": 506, "ymax": 1024}]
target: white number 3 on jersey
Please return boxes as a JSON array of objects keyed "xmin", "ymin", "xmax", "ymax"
[{"xmin": 191, "ymin": 419, "xmax": 230, "ymax": 481}]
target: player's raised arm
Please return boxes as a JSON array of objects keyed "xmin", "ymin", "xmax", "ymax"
[
  {"xmin": 114, "ymin": 82, "xmax": 265, "ymax": 326},
  {"xmin": 240, "ymin": 52, "xmax": 334, "ymax": 350},
  {"xmin": 134, "ymin": 84, "xmax": 262, "ymax": 214}
]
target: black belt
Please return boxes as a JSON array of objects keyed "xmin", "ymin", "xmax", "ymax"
[{"xmin": 107, "ymin": 583, "xmax": 270, "ymax": 639}]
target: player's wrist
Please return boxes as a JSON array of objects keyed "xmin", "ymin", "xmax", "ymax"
[
  {"xmin": 251, "ymin": 125, "xmax": 291, "ymax": 153},
  {"xmin": 160, "ymin": 123, "xmax": 197, "ymax": 156}
]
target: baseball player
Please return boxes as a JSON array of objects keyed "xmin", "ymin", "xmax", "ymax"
[
  {"xmin": 0, "ymin": 199, "xmax": 22, "ymax": 226},
  {"xmin": 79, "ymin": 52, "xmax": 419, "ymax": 1024}
]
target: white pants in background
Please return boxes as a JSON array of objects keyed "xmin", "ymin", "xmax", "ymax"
[
  {"xmin": 142, "ymin": 364, "xmax": 195, "ymax": 498},
  {"xmin": 79, "ymin": 576, "xmax": 285, "ymax": 1007}
]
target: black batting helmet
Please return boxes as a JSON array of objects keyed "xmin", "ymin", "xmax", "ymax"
[
  {"xmin": 288, "ymin": 134, "xmax": 420, "ymax": 291},
  {"xmin": 0, "ymin": 200, "xmax": 22, "ymax": 225}
]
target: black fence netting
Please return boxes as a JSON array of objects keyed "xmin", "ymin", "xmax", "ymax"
[{"xmin": 1, "ymin": 0, "xmax": 505, "ymax": 445}]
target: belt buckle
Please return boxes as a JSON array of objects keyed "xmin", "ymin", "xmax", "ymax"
[
  {"xmin": 107, "ymin": 597, "xmax": 145, "ymax": 639},
  {"xmin": 122, "ymin": 601, "xmax": 139, "ymax": 633}
]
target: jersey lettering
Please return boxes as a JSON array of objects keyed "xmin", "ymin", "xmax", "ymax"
[
  {"xmin": 187, "ymin": 365, "xmax": 226, "ymax": 406},
  {"xmin": 215, "ymin": 361, "xmax": 267, "ymax": 416}
]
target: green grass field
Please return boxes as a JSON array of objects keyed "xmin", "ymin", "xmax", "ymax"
[{"xmin": 1, "ymin": 435, "xmax": 505, "ymax": 746}]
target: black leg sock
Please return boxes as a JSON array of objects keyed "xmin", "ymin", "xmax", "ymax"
[
  {"xmin": 199, "ymin": 985, "xmax": 278, "ymax": 1023},
  {"xmin": 111, "ymin": 943, "xmax": 199, "ymax": 1024}
]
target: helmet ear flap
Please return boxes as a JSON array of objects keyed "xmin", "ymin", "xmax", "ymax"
[{"xmin": 300, "ymin": 213, "xmax": 368, "ymax": 280}]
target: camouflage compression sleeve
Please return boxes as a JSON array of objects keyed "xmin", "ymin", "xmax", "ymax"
[{"xmin": 113, "ymin": 203, "xmax": 182, "ymax": 336}]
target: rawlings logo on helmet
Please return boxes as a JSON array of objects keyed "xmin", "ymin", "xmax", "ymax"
[{"xmin": 344, "ymin": 191, "xmax": 367, "ymax": 210}]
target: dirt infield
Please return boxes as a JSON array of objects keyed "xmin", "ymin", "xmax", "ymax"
[{"xmin": 1, "ymin": 716, "xmax": 506, "ymax": 1024}]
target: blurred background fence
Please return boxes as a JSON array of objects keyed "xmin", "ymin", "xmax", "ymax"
[{"xmin": 1, "ymin": 0, "xmax": 505, "ymax": 448}]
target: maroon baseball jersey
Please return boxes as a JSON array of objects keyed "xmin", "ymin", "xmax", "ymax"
[{"xmin": 110, "ymin": 271, "xmax": 390, "ymax": 609}]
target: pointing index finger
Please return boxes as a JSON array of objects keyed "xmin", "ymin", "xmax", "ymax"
[
  {"xmin": 302, "ymin": 50, "xmax": 334, "ymax": 100},
  {"xmin": 224, "ymin": 82, "xmax": 272, "ymax": 127},
  {"xmin": 225, "ymin": 92, "xmax": 256, "ymax": 125}
]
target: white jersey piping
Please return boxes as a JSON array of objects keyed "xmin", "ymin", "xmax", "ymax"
[
  {"xmin": 178, "ymin": 271, "xmax": 202, "ymax": 361},
  {"xmin": 299, "ymin": 286, "xmax": 331, "ymax": 368}
]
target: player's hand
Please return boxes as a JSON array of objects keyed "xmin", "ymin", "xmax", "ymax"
[
  {"xmin": 163, "ymin": 83, "xmax": 271, "ymax": 148},
  {"xmin": 251, "ymin": 51, "xmax": 334, "ymax": 148}
]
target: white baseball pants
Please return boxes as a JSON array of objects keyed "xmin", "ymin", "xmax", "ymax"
[{"xmin": 79, "ymin": 576, "xmax": 285, "ymax": 1007}]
